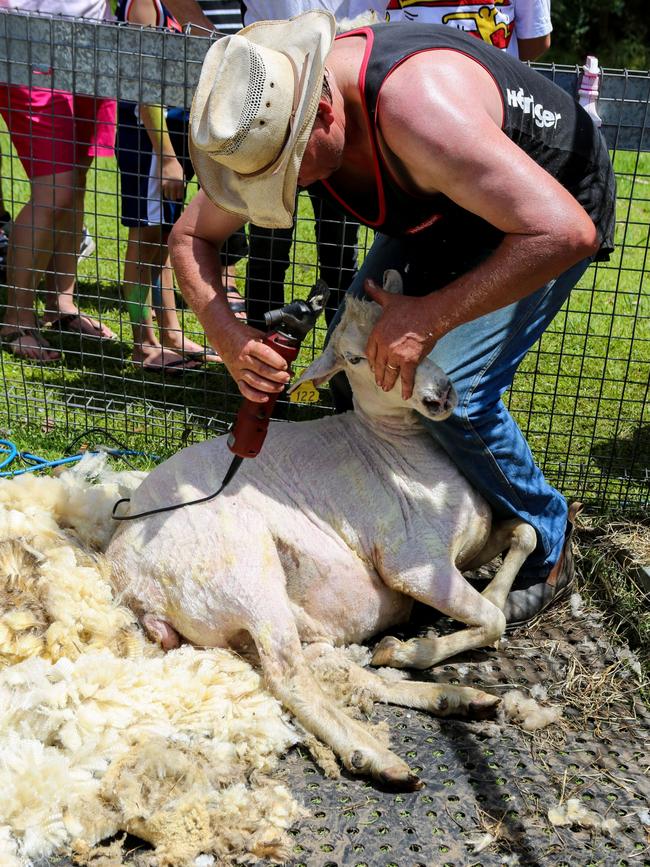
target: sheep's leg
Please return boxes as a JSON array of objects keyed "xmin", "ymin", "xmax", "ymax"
[
  {"xmin": 479, "ymin": 521, "xmax": 537, "ymax": 611},
  {"xmin": 253, "ymin": 602, "xmax": 422, "ymax": 790},
  {"xmin": 304, "ymin": 643, "xmax": 499, "ymax": 719},
  {"xmin": 141, "ymin": 614, "xmax": 181, "ymax": 650},
  {"xmin": 372, "ymin": 522, "xmax": 536, "ymax": 670},
  {"xmin": 463, "ymin": 519, "xmax": 532, "ymax": 571}
]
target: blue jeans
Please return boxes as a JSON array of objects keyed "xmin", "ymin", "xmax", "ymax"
[{"xmin": 330, "ymin": 232, "xmax": 593, "ymax": 576}]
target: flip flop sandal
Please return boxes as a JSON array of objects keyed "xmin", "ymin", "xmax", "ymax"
[
  {"xmin": 0, "ymin": 326, "xmax": 60, "ymax": 363},
  {"xmin": 178, "ymin": 346, "xmax": 223, "ymax": 363},
  {"xmin": 141, "ymin": 356, "xmax": 203, "ymax": 374},
  {"xmin": 44, "ymin": 313, "xmax": 115, "ymax": 340}
]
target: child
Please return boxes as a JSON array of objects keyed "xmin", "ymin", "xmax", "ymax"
[{"xmin": 116, "ymin": 0, "xmax": 246, "ymax": 371}]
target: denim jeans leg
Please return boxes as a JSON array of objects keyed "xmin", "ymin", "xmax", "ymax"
[{"xmin": 422, "ymin": 256, "xmax": 593, "ymax": 575}]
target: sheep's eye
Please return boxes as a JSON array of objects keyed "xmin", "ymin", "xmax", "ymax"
[{"xmin": 348, "ymin": 356, "xmax": 364, "ymax": 365}]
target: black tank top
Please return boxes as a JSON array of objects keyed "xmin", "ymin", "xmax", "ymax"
[{"xmin": 316, "ymin": 23, "xmax": 616, "ymax": 260}]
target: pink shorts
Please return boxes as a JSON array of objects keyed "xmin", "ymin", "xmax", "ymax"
[{"xmin": 0, "ymin": 83, "xmax": 116, "ymax": 178}]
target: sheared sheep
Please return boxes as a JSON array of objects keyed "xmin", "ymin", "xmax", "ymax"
[{"xmin": 107, "ymin": 270, "xmax": 537, "ymax": 789}]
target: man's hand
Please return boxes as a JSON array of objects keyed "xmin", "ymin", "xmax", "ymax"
[
  {"xmin": 218, "ymin": 321, "xmax": 292, "ymax": 403},
  {"xmin": 364, "ymin": 278, "xmax": 439, "ymax": 400},
  {"xmin": 161, "ymin": 156, "xmax": 185, "ymax": 202}
]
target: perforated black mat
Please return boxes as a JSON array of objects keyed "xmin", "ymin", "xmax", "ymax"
[
  {"xmin": 38, "ymin": 604, "xmax": 650, "ymax": 867},
  {"xmin": 279, "ymin": 609, "xmax": 650, "ymax": 867}
]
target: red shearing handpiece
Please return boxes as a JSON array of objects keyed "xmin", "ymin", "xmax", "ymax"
[
  {"xmin": 227, "ymin": 280, "xmax": 330, "ymax": 459},
  {"xmin": 110, "ymin": 281, "xmax": 330, "ymax": 521}
]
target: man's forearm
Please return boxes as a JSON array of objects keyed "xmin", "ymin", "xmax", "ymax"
[
  {"xmin": 163, "ymin": 0, "xmax": 213, "ymax": 31},
  {"xmin": 169, "ymin": 230, "xmax": 237, "ymax": 352},
  {"xmin": 422, "ymin": 231, "xmax": 597, "ymax": 340}
]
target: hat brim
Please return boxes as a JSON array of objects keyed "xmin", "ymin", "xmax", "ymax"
[{"xmin": 190, "ymin": 11, "xmax": 336, "ymax": 229}]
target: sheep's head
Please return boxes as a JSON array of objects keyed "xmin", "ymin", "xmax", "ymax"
[{"xmin": 290, "ymin": 270, "xmax": 457, "ymax": 423}]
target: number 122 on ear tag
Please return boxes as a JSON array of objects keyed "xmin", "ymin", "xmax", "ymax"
[{"xmin": 289, "ymin": 381, "xmax": 320, "ymax": 404}]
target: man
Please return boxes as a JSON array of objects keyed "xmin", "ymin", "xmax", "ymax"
[{"xmin": 169, "ymin": 12, "xmax": 616, "ymax": 624}]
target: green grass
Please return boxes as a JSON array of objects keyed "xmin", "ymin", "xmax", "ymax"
[{"xmin": 0, "ymin": 126, "xmax": 648, "ymax": 512}]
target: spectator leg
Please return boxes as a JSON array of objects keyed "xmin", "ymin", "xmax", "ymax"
[
  {"xmin": 122, "ymin": 224, "xmax": 200, "ymax": 370},
  {"xmin": 41, "ymin": 155, "xmax": 114, "ymax": 339},
  {"xmin": 155, "ymin": 250, "xmax": 219, "ymax": 360},
  {"xmin": 0, "ymin": 167, "xmax": 85, "ymax": 360},
  {"xmin": 245, "ymin": 223, "xmax": 294, "ymax": 328},
  {"xmin": 309, "ymin": 190, "xmax": 359, "ymax": 326}
]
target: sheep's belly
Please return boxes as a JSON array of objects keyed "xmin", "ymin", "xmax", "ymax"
[{"xmin": 276, "ymin": 526, "xmax": 414, "ymax": 645}]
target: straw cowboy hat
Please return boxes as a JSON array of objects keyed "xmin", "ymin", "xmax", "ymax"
[{"xmin": 189, "ymin": 11, "xmax": 336, "ymax": 229}]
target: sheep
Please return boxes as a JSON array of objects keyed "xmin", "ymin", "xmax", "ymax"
[{"xmin": 106, "ymin": 270, "xmax": 537, "ymax": 790}]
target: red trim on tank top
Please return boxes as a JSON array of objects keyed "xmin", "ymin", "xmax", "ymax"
[
  {"xmin": 322, "ymin": 33, "xmax": 506, "ymax": 234},
  {"xmin": 321, "ymin": 28, "xmax": 387, "ymax": 229}
]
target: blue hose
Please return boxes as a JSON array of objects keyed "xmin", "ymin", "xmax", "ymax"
[{"xmin": 0, "ymin": 439, "xmax": 158, "ymax": 478}]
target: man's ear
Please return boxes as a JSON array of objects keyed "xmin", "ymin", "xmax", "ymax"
[{"xmin": 317, "ymin": 97, "xmax": 335, "ymax": 128}]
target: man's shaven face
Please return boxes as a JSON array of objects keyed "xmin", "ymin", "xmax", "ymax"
[{"xmin": 298, "ymin": 100, "xmax": 345, "ymax": 187}]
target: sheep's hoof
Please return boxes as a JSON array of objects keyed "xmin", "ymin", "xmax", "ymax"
[
  {"xmin": 468, "ymin": 691, "xmax": 501, "ymax": 720},
  {"xmin": 370, "ymin": 636, "xmax": 404, "ymax": 668},
  {"xmin": 378, "ymin": 765, "xmax": 424, "ymax": 791}
]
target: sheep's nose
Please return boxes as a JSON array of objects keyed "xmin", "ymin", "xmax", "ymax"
[{"xmin": 422, "ymin": 385, "xmax": 451, "ymax": 414}]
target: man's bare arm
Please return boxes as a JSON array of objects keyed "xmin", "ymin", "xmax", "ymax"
[
  {"xmin": 162, "ymin": 0, "xmax": 214, "ymax": 32},
  {"xmin": 169, "ymin": 191, "xmax": 290, "ymax": 401},
  {"xmin": 366, "ymin": 53, "xmax": 599, "ymax": 395},
  {"xmin": 517, "ymin": 34, "xmax": 551, "ymax": 62}
]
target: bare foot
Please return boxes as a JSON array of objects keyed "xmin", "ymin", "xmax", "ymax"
[
  {"xmin": 133, "ymin": 344, "xmax": 202, "ymax": 372},
  {"xmin": 161, "ymin": 333, "xmax": 222, "ymax": 363}
]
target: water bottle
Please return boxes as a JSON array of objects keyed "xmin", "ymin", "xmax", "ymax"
[{"xmin": 578, "ymin": 55, "xmax": 602, "ymax": 127}]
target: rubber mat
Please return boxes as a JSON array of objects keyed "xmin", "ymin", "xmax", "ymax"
[
  {"xmin": 279, "ymin": 607, "xmax": 650, "ymax": 866},
  {"xmin": 35, "ymin": 604, "xmax": 649, "ymax": 867}
]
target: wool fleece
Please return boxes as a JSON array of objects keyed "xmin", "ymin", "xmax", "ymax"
[{"xmin": 0, "ymin": 461, "xmax": 302, "ymax": 866}]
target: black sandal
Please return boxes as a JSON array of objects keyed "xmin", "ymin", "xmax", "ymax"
[
  {"xmin": 44, "ymin": 312, "xmax": 116, "ymax": 340},
  {"xmin": 0, "ymin": 326, "xmax": 60, "ymax": 363}
]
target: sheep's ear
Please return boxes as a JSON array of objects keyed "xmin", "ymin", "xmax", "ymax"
[
  {"xmin": 288, "ymin": 344, "xmax": 344, "ymax": 392},
  {"xmin": 382, "ymin": 269, "xmax": 404, "ymax": 294}
]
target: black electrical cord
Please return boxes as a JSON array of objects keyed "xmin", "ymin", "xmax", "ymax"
[
  {"xmin": 64, "ymin": 427, "xmax": 159, "ymax": 471},
  {"xmin": 111, "ymin": 455, "xmax": 243, "ymax": 521}
]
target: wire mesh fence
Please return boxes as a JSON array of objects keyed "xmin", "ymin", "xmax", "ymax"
[{"xmin": 0, "ymin": 11, "xmax": 647, "ymax": 512}]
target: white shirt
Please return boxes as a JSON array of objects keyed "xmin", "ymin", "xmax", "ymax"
[
  {"xmin": 0, "ymin": 0, "xmax": 113, "ymax": 20},
  {"xmin": 240, "ymin": 1, "xmax": 386, "ymax": 25}
]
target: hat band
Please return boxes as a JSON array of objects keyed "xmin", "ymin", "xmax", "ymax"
[{"xmin": 271, "ymin": 51, "xmax": 312, "ymax": 177}]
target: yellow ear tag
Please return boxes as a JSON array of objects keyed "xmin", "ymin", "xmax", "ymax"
[{"xmin": 289, "ymin": 380, "xmax": 320, "ymax": 404}]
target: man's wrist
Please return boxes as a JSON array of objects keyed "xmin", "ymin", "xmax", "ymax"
[{"xmin": 422, "ymin": 292, "xmax": 452, "ymax": 343}]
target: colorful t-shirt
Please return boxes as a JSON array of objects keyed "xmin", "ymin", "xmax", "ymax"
[{"xmin": 383, "ymin": 0, "xmax": 551, "ymax": 58}]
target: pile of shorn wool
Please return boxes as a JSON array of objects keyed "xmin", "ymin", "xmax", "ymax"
[{"xmin": 0, "ymin": 457, "xmax": 302, "ymax": 867}]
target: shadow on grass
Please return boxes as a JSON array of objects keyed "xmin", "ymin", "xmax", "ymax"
[
  {"xmin": 39, "ymin": 343, "xmax": 330, "ymax": 422},
  {"xmin": 590, "ymin": 424, "xmax": 650, "ymax": 484},
  {"xmin": 77, "ymin": 278, "xmax": 123, "ymax": 313}
]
